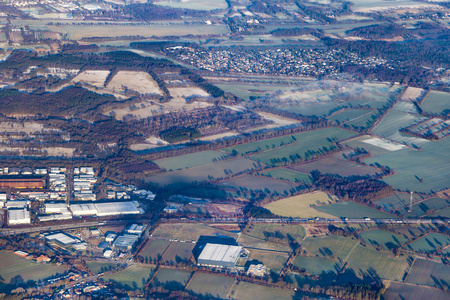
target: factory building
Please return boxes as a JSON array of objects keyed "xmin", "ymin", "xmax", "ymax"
[
  {"xmin": 197, "ymin": 243, "xmax": 242, "ymax": 268},
  {"xmin": 112, "ymin": 234, "xmax": 139, "ymax": 251},
  {"xmin": 0, "ymin": 175, "xmax": 45, "ymax": 189},
  {"xmin": 45, "ymin": 232, "xmax": 80, "ymax": 246},
  {"xmin": 69, "ymin": 201, "xmax": 144, "ymax": 217},
  {"xmin": 8, "ymin": 208, "xmax": 31, "ymax": 225}
]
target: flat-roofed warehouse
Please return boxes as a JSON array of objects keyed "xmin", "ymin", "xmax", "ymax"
[
  {"xmin": 0, "ymin": 175, "xmax": 46, "ymax": 189},
  {"xmin": 197, "ymin": 243, "xmax": 242, "ymax": 268}
]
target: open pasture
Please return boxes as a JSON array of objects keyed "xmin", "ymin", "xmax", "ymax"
[
  {"xmin": 420, "ymin": 91, "xmax": 450, "ymax": 115},
  {"xmin": 72, "ymin": 70, "xmax": 109, "ymax": 87},
  {"xmin": 345, "ymin": 244, "xmax": 409, "ymax": 281},
  {"xmin": 405, "ymin": 258, "xmax": 450, "ymax": 289},
  {"xmin": 401, "ymin": 87, "xmax": 425, "ymax": 102},
  {"xmin": 102, "ymin": 265, "xmax": 154, "ymax": 289},
  {"xmin": 302, "ymin": 235, "xmax": 359, "ymax": 261},
  {"xmin": 405, "ymin": 233, "xmax": 450, "ymax": 253},
  {"xmin": 228, "ymin": 281, "xmax": 295, "ymax": 300},
  {"xmin": 350, "ymin": 0, "xmax": 437, "ymax": 12},
  {"xmin": 245, "ymin": 223, "xmax": 306, "ymax": 242},
  {"xmin": 430, "ymin": 206, "xmax": 450, "ymax": 218},
  {"xmin": 106, "ymin": 71, "xmax": 162, "ymax": 95},
  {"xmin": 150, "ymin": 268, "xmax": 191, "ymax": 289},
  {"xmin": 0, "ymin": 251, "xmax": 67, "ymax": 283},
  {"xmin": 220, "ymin": 175, "xmax": 297, "ymax": 194},
  {"xmin": 155, "ymin": 0, "xmax": 228, "ymax": 10},
  {"xmin": 293, "ymin": 255, "xmax": 339, "ymax": 276},
  {"xmin": 259, "ymin": 168, "xmax": 311, "ymax": 183},
  {"xmin": 153, "ymin": 151, "xmax": 227, "ymax": 171},
  {"xmin": 145, "ymin": 158, "xmax": 259, "ymax": 186},
  {"xmin": 86, "ymin": 261, "xmax": 119, "ymax": 274},
  {"xmin": 358, "ymin": 229, "xmax": 408, "ymax": 249},
  {"xmin": 397, "ymin": 197, "xmax": 450, "ymax": 217},
  {"xmin": 238, "ymin": 234, "xmax": 292, "ymax": 252},
  {"xmin": 383, "ymin": 281, "xmax": 450, "ymax": 300},
  {"xmin": 263, "ymin": 191, "xmax": 337, "ymax": 218},
  {"xmin": 151, "ymin": 223, "xmax": 237, "ymax": 242},
  {"xmin": 292, "ymin": 155, "xmax": 380, "ymax": 177},
  {"xmin": 343, "ymin": 135, "xmax": 405, "ymax": 157},
  {"xmin": 328, "ymin": 109, "xmax": 373, "ymax": 124},
  {"xmin": 280, "ymin": 101, "xmax": 344, "ymax": 117},
  {"xmin": 374, "ymin": 192, "xmax": 427, "ymax": 211},
  {"xmin": 391, "ymin": 225, "xmax": 433, "ymax": 240},
  {"xmin": 391, "ymin": 101, "xmax": 420, "ymax": 114},
  {"xmin": 248, "ymin": 128, "xmax": 358, "ymax": 166},
  {"xmin": 316, "ymin": 201, "xmax": 395, "ymax": 219},
  {"xmin": 249, "ymin": 249, "xmax": 289, "ymax": 274},
  {"xmin": 187, "ymin": 273, "xmax": 235, "ymax": 299},
  {"xmin": 139, "ymin": 239, "xmax": 171, "ymax": 262},
  {"xmin": 161, "ymin": 242, "xmax": 195, "ymax": 264}
]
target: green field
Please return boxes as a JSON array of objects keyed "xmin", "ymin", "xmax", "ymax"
[
  {"xmin": 344, "ymin": 244, "xmax": 409, "ymax": 281},
  {"xmin": 397, "ymin": 198, "xmax": 450, "ymax": 218},
  {"xmin": 420, "ymin": 91, "xmax": 450, "ymax": 115},
  {"xmin": 139, "ymin": 239, "xmax": 171, "ymax": 262},
  {"xmin": 102, "ymin": 265, "xmax": 155, "ymax": 289},
  {"xmin": 145, "ymin": 158, "xmax": 259, "ymax": 186},
  {"xmin": 153, "ymin": 151, "xmax": 227, "ymax": 171},
  {"xmin": 156, "ymin": 0, "xmax": 227, "ymax": 10},
  {"xmin": 228, "ymin": 281, "xmax": 295, "ymax": 300},
  {"xmin": 392, "ymin": 225, "xmax": 433, "ymax": 240},
  {"xmin": 220, "ymin": 175, "xmax": 297, "ymax": 194},
  {"xmin": 383, "ymin": 281, "xmax": 450, "ymax": 300},
  {"xmin": 259, "ymin": 168, "xmax": 312, "ymax": 184},
  {"xmin": 293, "ymin": 256, "xmax": 340, "ymax": 276},
  {"xmin": 249, "ymin": 249, "xmax": 290, "ymax": 274},
  {"xmin": 405, "ymin": 258, "xmax": 450, "ymax": 289},
  {"xmin": 328, "ymin": 109, "xmax": 374, "ymax": 124},
  {"xmin": 0, "ymin": 251, "xmax": 67, "ymax": 283},
  {"xmin": 430, "ymin": 206, "xmax": 450, "ymax": 218},
  {"xmin": 359, "ymin": 229, "xmax": 408, "ymax": 250},
  {"xmin": 161, "ymin": 242, "xmax": 195, "ymax": 264},
  {"xmin": 374, "ymin": 192, "xmax": 427, "ymax": 211},
  {"xmin": 152, "ymin": 223, "xmax": 237, "ymax": 242},
  {"xmin": 187, "ymin": 273, "xmax": 235, "ymax": 299},
  {"xmin": 263, "ymin": 191, "xmax": 338, "ymax": 218},
  {"xmin": 248, "ymin": 128, "xmax": 358, "ymax": 166},
  {"xmin": 86, "ymin": 261, "xmax": 119, "ymax": 274},
  {"xmin": 237, "ymin": 234, "xmax": 292, "ymax": 252},
  {"xmin": 150, "ymin": 268, "xmax": 191, "ymax": 290},
  {"xmin": 405, "ymin": 233, "xmax": 450, "ymax": 253},
  {"xmin": 245, "ymin": 223, "xmax": 306, "ymax": 242},
  {"xmin": 316, "ymin": 201, "xmax": 395, "ymax": 219},
  {"xmin": 302, "ymin": 235, "xmax": 359, "ymax": 261}
]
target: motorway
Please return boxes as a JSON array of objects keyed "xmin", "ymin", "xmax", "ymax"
[{"xmin": 1, "ymin": 216, "xmax": 448, "ymax": 236}]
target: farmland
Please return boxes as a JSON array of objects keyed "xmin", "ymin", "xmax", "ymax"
[
  {"xmin": 301, "ymin": 235, "xmax": 359, "ymax": 261},
  {"xmin": 151, "ymin": 223, "xmax": 237, "ymax": 242},
  {"xmin": 430, "ymin": 207, "xmax": 450, "ymax": 218},
  {"xmin": 161, "ymin": 242, "xmax": 195, "ymax": 264},
  {"xmin": 106, "ymin": 71, "xmax": 162, "ymax": 95},
  {"xmin": 101, "ymin": 265, "xmax": 155, "ymax": 289},
  {"xmin": 404, "ymin": 233, "xmax": 450, "ymax": 253},
  {"xmin": 383, "ymin": 282, "xmax": 450, "ymax": 300},
  {"xmin": 86, "ymin": 261, "xmax": 119, "ymax": 274},
  {"xmin": 259, "ymin": 168, "xmax": 312, "ymax": 184},
  {"xmin": 248, "ymin": 249, "xmax": 290, "ymax": 274},
  {"xmin": 396, "ymin": 197, "xmax": 450, "ymax": 218},
  {"xmin": 139, "ymin": 239, "xmax": 171, "ymax": 262},
  {"xmin": 153, "ymin": 151, "xmax": 227, "ymax": 171},
  {"xmin": 186, "ymin": 273, "xmax": 235, "ymax": 299},
  {"xmin": 293, "ymin": 256, "xmax": 339, "ymax": 276},
  {"xmin": 228, "ymin": 281, "xmax": 295, "ymax": 300},
  {"xmin": 0, "ymin": 251, "xmax": 67, "ymax": 283},
  {"xmin": 420, "ymin": 91, "xmax": 450, "ymax": 115},
  {"xmin": 315, "ymin": 201, "xmax": 395, "ymax": 219},
  {"xmin": 72, "ymin": 70, "xmax": 109, "ymax": 87},
  {"xmin": 374, "ymin": 192, "xmax": 427, "ymax": 211},
  {"xmin": 392, "ymin": 226, "xmax": 433, "ymax": 240},
  {"xmin": 150, "ymin": 268, "xmax": 191, "ymax": 289},
  {"xmin": 263, "ymin": 191, "xmax": 338, "ymax": 218},
  {"xmin": 245, "ymin": 223, "xmax": 306, "ymax": 242},
  {"xmin": 237, "ymin": 234, "xmax": 292, "ymax": 252},
  {"xmin": 220, "ymin": 175, "xmax": 297, "ymax": 194},
  {"xmin": 292, "ymin": 156, "xmax": 381, "ymax": 177},
  {"xmin": 145, "ymin": 158, "xmax": 259, "ymax": 186},
  {"xmin": 358, "ymin": 229, "xmax": 408, "ymax": 249},
  {"xmin": 405, "ymin": 259, "xmax": 450, "ymax": 289},
  {"xmin": 155, "ymin": 0, "xmax": 228, "ymax": 10}
]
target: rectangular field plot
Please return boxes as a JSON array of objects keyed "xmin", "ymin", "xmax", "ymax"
[
  {"xmin": 343, "ymin": 135, "xmax": 405, "ymax": 157},
  {"xmin": 187, "ymin": 273, "xmax": 235, "ymax": 299},
  {"xmin": 374, "ymin": 192, "xmax": 427, "ymax": 211},
  {"xmin": 237, "ymin": 234, "xmax": 292, "ymax": 252},
  {"xmin": 153, "ymin": 151, "xmax": 227, "ymax": 171},
  {"xmin": 328, "ymin": 109, "xmax": 373, "ymax": 124},
  {"xmin": 316, "ymin": 201, "xmax": 394, "ymax": 219},
  {"xmin": 292, "ymin": 156, "xmax": 380, "ymax": 178},
  {"xmin": 245, "ymin": 223, "xmax": 306, "ymax": 242},
  {"xmin": 397, "ymin": 198, "xmax": 450, "ymax": 218},
  {"xmin": 302, "ymin": 235, "xmax": 359, "ymax": 261},
  {"xmin": 248, "ymin": 128, "xmax": 358, "ymax": 165},
  {"xmin": 72, "ymin": 70, "xmax": 110, "ymax": 87},
  {"xmin": 138, "ymin": 239, "xmax": 171, "ymax": 262},
  {"xmin": 0, "ymin": 251, "xmax": 67, "ymax": 283},
  {"xmin": 220, "ymin": 175, "xmax": 297, "ymax": 194},
  {"xmin": 405, "ymin": 233, "xmax": 450, "ymax": 253},
  {"xmin": 405, "ymin": 258, "xmax": 450, "ymax": 289},
  {"xmin": 259, "ymin": 168, "xmax": 312, "ymax": 184},
  {"xmin": 358, "ymin": 229, "xmax": 408, "ymax": 250},
  {"xmin": 384, "ymin": 282, "xmax": 450, "ymax": 300},
  {"xmin": 293, "ymin": 256, "xmax": 340, "ymax": 276},
  {"xmin": 145, "ymin": 158, "xmax": 258, "ymax": 186},
  {"xmin": 152, "ymin": 223, "xmax": 237, "ymax": 242},
  {"xmin": 420, "ymin": 91, "xmax": 450, "ymax": 115},
  {"xmin": 280, "ymin": 102, "xmax": 346, "ymax": 117},
  {"xmin": 263, "ymin": 191, "xmax": 337, "ymax": 218},
  {"xmin": 101, "ymin": 265, "xmax": 154, "ymax": 289},
  {"xmin": 161, "ymin": 242, "xmax": 195, "ymax": 264},
  {"xmin": 392, "ymin": 226, "xmax": 433, "ymax": 240},
  {"xmin": 401, "ymin": 87, "xmax": 425, "ymax": 101},
  {"xmin": 150, "ymin": 268, "xmax": 191, "ymax": 290},
  {"xmin": 86, "ymin": 261, "xmax": 119, "ymax": 274},
  {"xmin": 345, "ymin": 245, "xmax": 409, "ymax": 281},
  {"xmin": 228, "ymin": 281, "xmax": 295, "ymax": 300},
  {"xmin": 249, "ymin": 249, "xmax": 290, "ymax": 274}
]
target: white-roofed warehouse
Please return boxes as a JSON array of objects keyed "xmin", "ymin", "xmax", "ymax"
[{"xmin": 197, "ymin": 243, "xmax": 242, "ymax": 268}]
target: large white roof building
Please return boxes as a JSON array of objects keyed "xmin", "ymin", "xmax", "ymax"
[{"xmin": 197, "ymin": 244, "xmax": 242, "ymax": 268}]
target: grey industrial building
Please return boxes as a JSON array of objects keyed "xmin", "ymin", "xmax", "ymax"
[{"xmin": 197, "ymin": 243, "xmax": 242, "ymax": 268}]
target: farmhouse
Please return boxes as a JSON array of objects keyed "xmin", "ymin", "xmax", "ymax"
[{"xmin": 197, "ymin": 243, "xmax": 242, "ymax": 268}]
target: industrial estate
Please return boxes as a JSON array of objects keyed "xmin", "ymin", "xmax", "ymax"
[{"xmin": 0, "ymin": 0, "xmax": 450, "ymax": 299}]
